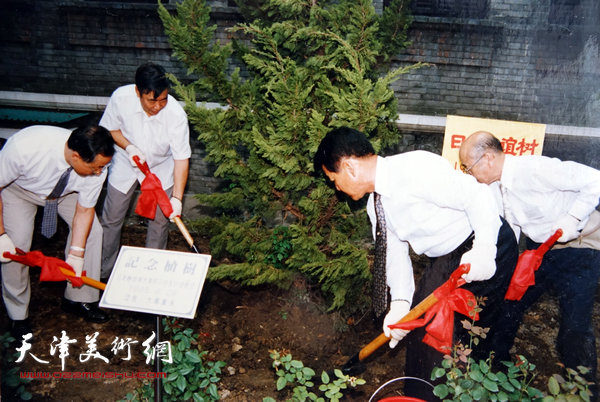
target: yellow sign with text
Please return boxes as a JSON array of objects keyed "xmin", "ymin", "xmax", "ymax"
[{"xmin": 442, "ymin": 115, "xmax": 546, "ymax": 170}]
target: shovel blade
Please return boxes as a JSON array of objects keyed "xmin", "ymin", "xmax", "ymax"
[{"xmin": 340, "ymin": 353, "xmax": 367, "ymax": 376}]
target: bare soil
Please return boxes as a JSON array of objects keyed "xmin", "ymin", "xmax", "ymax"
[{"xmin": 1, "ymin": 217, "xmax": 599, "ymax": 401}]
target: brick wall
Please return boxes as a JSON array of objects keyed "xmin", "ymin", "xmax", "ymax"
[{"xmin": 392, "ymin": 0, "xmax": 600, "ymax": 127}]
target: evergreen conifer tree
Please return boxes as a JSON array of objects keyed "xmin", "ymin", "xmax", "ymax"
[{"xmin": 158, "ymin": 0, "xmax": 421, "ymax": 311}]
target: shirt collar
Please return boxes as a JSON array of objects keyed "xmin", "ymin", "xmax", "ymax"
[
  {"xmin": 374, "ymin": 155, "xmax": 392, "ymax": 198},
  {"xmin": 500, "ymin": 154, "xmax": 516, "ymax": 188}
]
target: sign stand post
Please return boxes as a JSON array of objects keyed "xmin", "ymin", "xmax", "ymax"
[{"xmin": 155, "ymin": 315, "xmax": 162, "ymax": 402}]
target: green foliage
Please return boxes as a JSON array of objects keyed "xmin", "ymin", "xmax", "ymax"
[
  {"xmin": 265, "ymin": 226, "xmax": 293, "ymax": 269},
  {"xmin": 158, "ymin": 0, "xmax": 422, "ymax": 311},
  {"xmin": 541, "ymin": 365, "xmax": 593, "ymax": 402},
  {"xmin": 431, "ymin": 313, "xmax": 593, "ymax": 401},
  {"xmin": 432, "ymin": 353, "xmax": 544, "ymax": 401},
  {"xmin": 265, "ymin": 350, "xmax": 365, "ymax": 401},
  {"xmin": 123, "ymin": 318, "xmax": 226, "ymax": 402},
  {"xmin": 1, "ymin": 332, "xmax": 33, "ymax": 401}
]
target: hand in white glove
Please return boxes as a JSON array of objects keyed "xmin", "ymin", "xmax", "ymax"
[
  {"xmin": 460, "ymin": 244, "xmax": 497, "ymax": 283},
  {"xmin": 0, "ymin": 233, "xmax": 16, "ymax": 263},
  {"xmin": 552, "ymin": 214, "xmax": 581, "ymax": 242},
  {"xmin": 383, "ymin": 300, "xmax": 411, "ymax": 349},
  {"xmin": 169, "ymin": 197, "xmax": 182, "ymax": 222},
  {"xmin": 125, "ymin": 144, "xmax": 146, "ymax": 168},
  {"xmin": 66, "ymin": 254, "xmax": 84, "ymax": 277}
]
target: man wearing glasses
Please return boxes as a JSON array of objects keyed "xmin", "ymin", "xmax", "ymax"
[
  {"xmin": 0, "ymin": 124, "xmax": 115, "ymax": 339},
  {"xmin": 460, "ymin": 130, "xmax": 600, "ymax": 398},
  {"xmin": 314, "ymin": 127, "xmax": 518, "ymax": 400}
]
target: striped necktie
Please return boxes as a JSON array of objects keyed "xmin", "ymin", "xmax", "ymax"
[
  {"xmin": 41, "ymin": 167, "xmax": 73, "ymax": 238},
  {"xmin": 373, "ymin": 193, "xmax": 388, "ymax": 317}
]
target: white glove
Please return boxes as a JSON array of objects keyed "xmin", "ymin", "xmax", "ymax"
[
  {"xmin": 383, "ymin": 300, "xmax": 411, "ymax": 349},
  {"xmin": 552, "ymin": 214, "xmax": 581, "ymax": 242},
  {"xmin": 0, "ymin": 233, "xmax": 16, "ymax": 263},
  {"xmin": 169, "ymin": 197, "xmax": 182, "ymax": 221},
  {"xmin": 125, "ymin": 144, "xmax": 146, "ymax": 167},
  {"xmin": 66, "ymin": 254, "xmax": 84, "ymax": 277},
  {"xmin": 460, "ymin": 244, "xmax": 497, "ymax": 283}
]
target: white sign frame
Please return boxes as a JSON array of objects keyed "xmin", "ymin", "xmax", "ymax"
[{"xmin": 100, "ymin": 246, "xmax": 211, "ymax": 319}]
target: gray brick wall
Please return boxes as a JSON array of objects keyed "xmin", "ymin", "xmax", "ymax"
[{"xmin": 392, "ymin": 0, "xmax": 600, "ymax": 127}]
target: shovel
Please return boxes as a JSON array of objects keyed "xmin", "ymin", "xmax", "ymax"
[
  {"xmin": 132, "ymin": 155, "xmax": 200, "ymax": 254},
  {"xmin": 505, "ymin": 228, "xmax": 562, "ymax": 301},
  {"xmin": 340, "ymin": 264, "xmax": 470, "ymax": 375},
  {"xmin": 3, "ymin": 249, "xmax": 106, "ymax": 291}
]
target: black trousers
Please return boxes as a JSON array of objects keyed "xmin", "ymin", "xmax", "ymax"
[
  {"xmin": 403, "ymin": 218, "xmax": 518, "ymax": 400},
  {"xmin": 491, "ymin": 240, "xmax": 600, "ymax": 400}
]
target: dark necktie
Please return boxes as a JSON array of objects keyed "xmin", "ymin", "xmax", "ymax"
[
  {"xmin": 373, "ymin": 193, "xmax": 388, "ymax": 317},
  {"xmin": 41, "ymin": 167, "xmax": 73, "ymax": 238}
]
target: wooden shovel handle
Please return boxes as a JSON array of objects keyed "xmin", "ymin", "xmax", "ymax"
[
  {"xmin": 357, "ymin": 264, "xmax": 469, "ymax": 362},
  {"xmin": 173, "ymin": 216, "xmax": 195, "ymax": 248},
  {"xmin": 58, "ymin": 267, "xmax": 106, "ymax": 291},
  {"xmin": 358, "ymin": 292, "xmax": 439, "ymax": 361}
]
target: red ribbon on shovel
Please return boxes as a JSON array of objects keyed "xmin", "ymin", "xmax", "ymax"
[
  {"xmin": 341, "ymin": 265, "xmax": 472, "ymax": 374},
  {"xmin": 504, "ymin": 229, "xmax": 562, "ymax": 301},
  {"xmin": 133, "ymin": 156, "xmax": 173, "ymax": 220},
  {"xmin": 3, "ymin": 249, "xmax": 106, "ymax": 291},
  {"xmin": 132, "ymin": 156, "xmax": 200, "ymax": 253},
  {"xmin": 388, "ymin": 264, "xmax": 478, "ymax": 353}
]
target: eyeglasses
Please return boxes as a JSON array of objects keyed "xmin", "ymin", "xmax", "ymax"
[
  {"xmin": 89, "ymin": 162, "xmax": 111, "ymax": 174},
  {"xmin": 460, "ymin": 154, "xmax": 484, "ymax": 175}
]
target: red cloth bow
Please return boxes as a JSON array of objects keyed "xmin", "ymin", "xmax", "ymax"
[
  {"xmin": 133, "ymin": 158, "xmax": 173, "ymax": 220},
  {"xmin": 3, "ymin": 249, "xmax": 85, "ymax": 287},
  {"xmin": 505, "ymin": 229, "xmax": 562, "ymax": 301},
  {"xmin": 389, "ymin": 265, "xmax": 478, "ymax": 353}
]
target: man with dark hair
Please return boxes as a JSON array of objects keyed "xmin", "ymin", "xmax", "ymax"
[
  {"xmin": 0, "ymin": 124, "xmax": 115, "ymax": 338},
  {"xmin": 99, "ymin": 62, "xmax": 191, "ymax": 279},
  {"xmin": 314, "ymin": 126, "xmax": 518, "ymax": 399},
  {"xmin": 460, "ymin": 130, "xmax": 600, "ymax": 395}
]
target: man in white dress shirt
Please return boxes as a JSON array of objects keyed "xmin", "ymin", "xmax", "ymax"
[
  {"xmin": 460, "ymin": 130, "xmax": 600, "ymax": 396},
  {"xmin": 99, "ymin": 62, "xmax": 191, "ymax": 279},
  {"xmin": 0, "ymin": 124, "xmax": 115, "ymax": 339},
  {"xmin": 314, "ymin": 127, "xmax": 518, "ymax": 399}
]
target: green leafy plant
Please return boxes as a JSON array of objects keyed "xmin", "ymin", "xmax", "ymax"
[
  {"xmin": 265, "ymin": 226, "xmax": 293, "ymax": 269},
  {"xmin": 542, "ymin": 365, "xmax": 593, "ymax": 402},
  {"xmin": 123, "ymin": 318, "xmax": 226, "ymax": 402},
  {"xmin": 431, "ymin": 299, "xmax": 544, "ymax": 401},
  {"xmin": 1, "ymin": 332, "xmax": 33, "ymax": 401},
  {"xmin": 432, "ymin": 351, "xmax": 544, "ymax": 401},
  {"xmin": 158, "ymin": 0, "xmax": 422, "ymax": 312},
  {"xmin": 431, "ymin": 305, "xmax": 593, "ymax": 401},
  {"xmin": 264, "ymin": 350, "xmax": 365, "ymax": 401}
]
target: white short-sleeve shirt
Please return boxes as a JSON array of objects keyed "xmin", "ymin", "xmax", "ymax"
[
  {"xmin": 0, "ymin": 126, "xmax": 107, "ymax": 208},
  {"xmin": 99, "ymin": 84, "xmax": 191, "ymax": 193}
]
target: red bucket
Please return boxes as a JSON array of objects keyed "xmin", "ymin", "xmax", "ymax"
[{"xmin": 369, "ymin": 376, "xmax": 433, "ymax": 402}]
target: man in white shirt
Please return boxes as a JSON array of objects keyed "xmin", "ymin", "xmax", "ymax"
[
  {"xmin": 99, "ymin": 62, "xmax": 191, "ymax": 279},
  {"xmin": 460, "ymin": 130, "xmax": 600, "ymax": 395},
  {"xmin": 0, "ymin": 124, "xmax": 115, "ymax": 339},
  {"xmin": 314, "ymin": 127, "xmax": 518, "ymax": 399}
]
